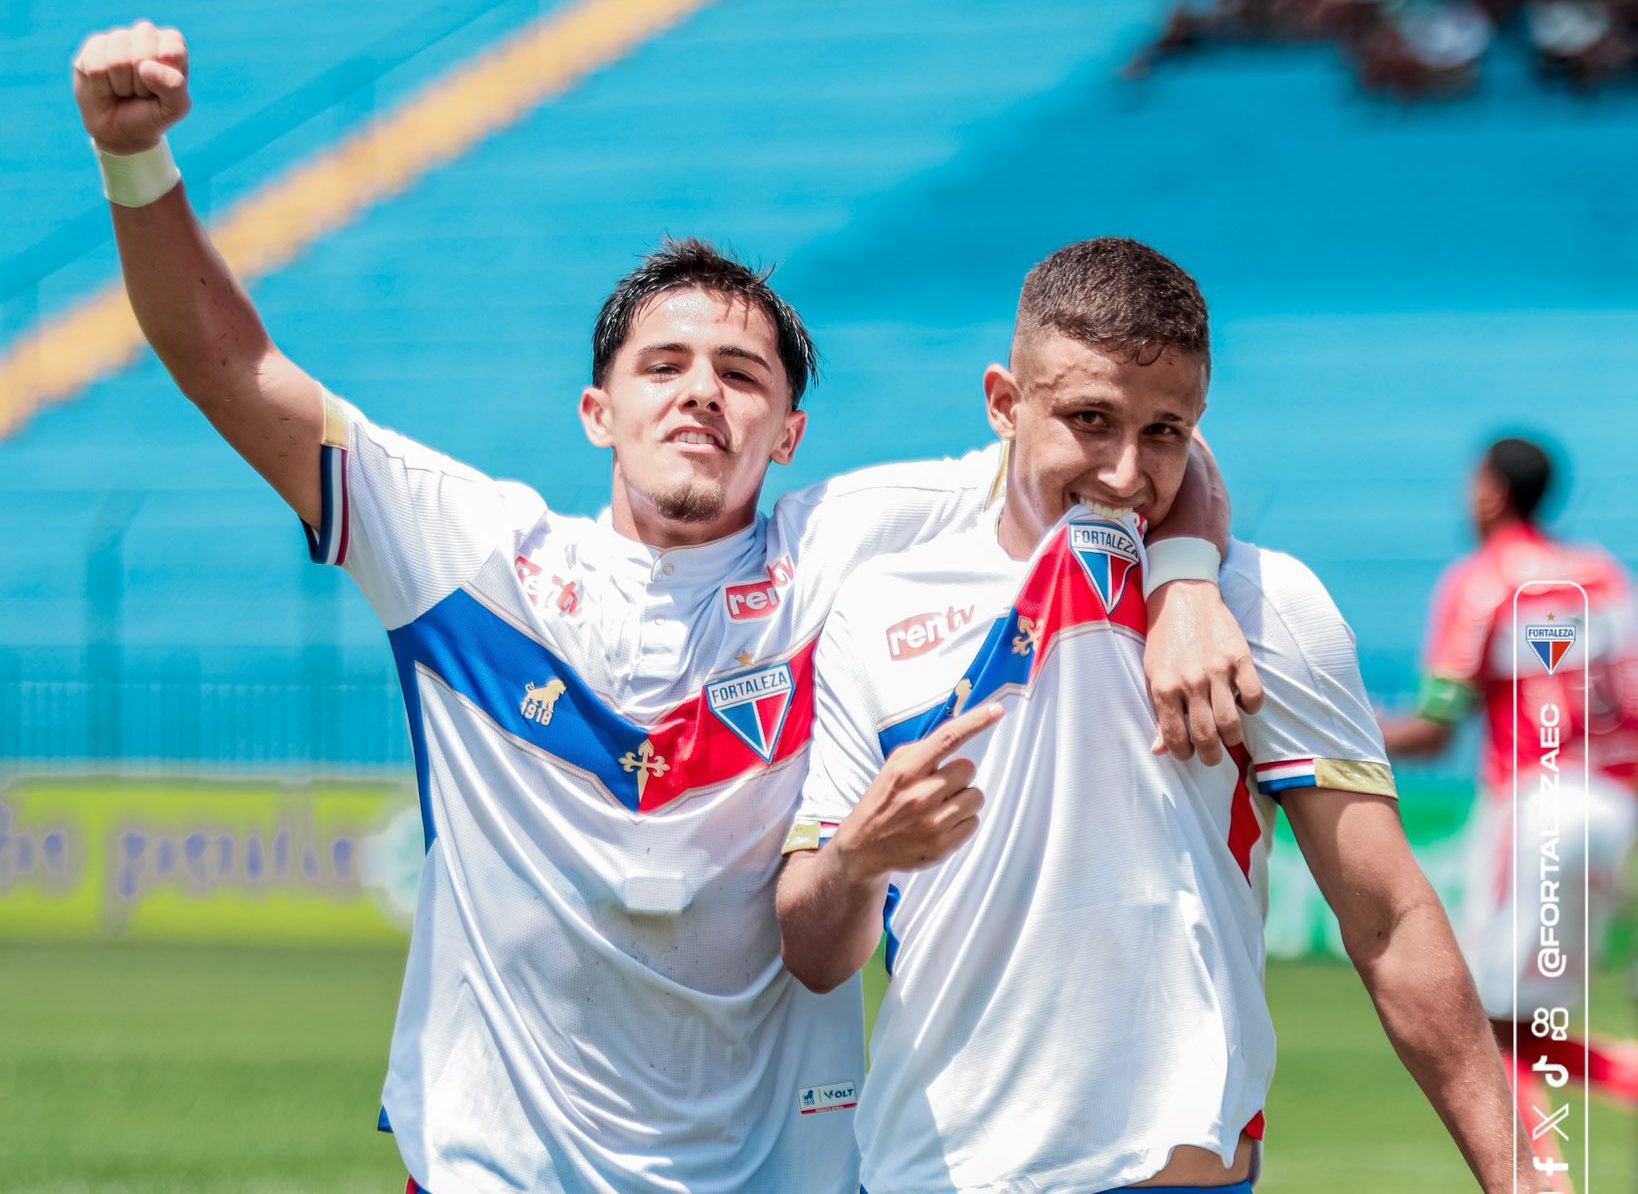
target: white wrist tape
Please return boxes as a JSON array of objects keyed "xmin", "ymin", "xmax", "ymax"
[
  {"xmin": 95, "ymin": 137, "xmax": 181, "ymax": 208},
  {"xmin": 1143, "ymin": 536, "xmax": 1222, "ymax": 598}
]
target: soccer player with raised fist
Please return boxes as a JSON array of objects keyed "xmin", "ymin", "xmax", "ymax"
[{"xmin": 73, "ymin": 23, "xmax": 1258, "ymax": 1193}]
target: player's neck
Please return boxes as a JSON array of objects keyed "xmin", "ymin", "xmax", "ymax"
[
  {"xmin": 1480, "ymin": 514, "xmax": 1538, "ymax": 543},
  {"xmin": 995, "ymin": 501, "xmax": 1044, "ymax": 561}
]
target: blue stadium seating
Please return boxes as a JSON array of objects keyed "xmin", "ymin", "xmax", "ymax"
[{"xmin": 2, "ymin": 0, "xmax": 1633, "ymax": 768}]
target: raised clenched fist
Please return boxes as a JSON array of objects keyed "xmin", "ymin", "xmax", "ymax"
[{"xmin": 72, "ymin": 21, "xmax": 191, "ymax": 155}]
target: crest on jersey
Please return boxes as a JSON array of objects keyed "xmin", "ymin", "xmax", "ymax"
[
  {"xmin": 706, "ymin": 663, "xmax": 795, "ymax": 763},
  {"xmin": 520, "ymin": 679, "xmax": 567, "ymax": 726},
  {"xmin": 1526, "ymin": 621, "xmax": 1576, "ymax": 674},
  {"xmin": 1069, "ymin": 520, "xmax": 1142, "ymax": 612}
]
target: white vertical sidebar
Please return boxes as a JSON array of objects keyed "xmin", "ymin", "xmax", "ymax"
[{"xmin": 1511, "ymin": 579, "xmax": 1590, "ymax": 1193}]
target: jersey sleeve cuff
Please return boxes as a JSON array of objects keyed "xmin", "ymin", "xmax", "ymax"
[
  {"xmin": 1253, "ymin": 757, "xmax": 1397, "ymax": 799},
  {"xmin": 782, "ymin": 817, "xmax": 842, "ymax": 854},
  {"xmin": 303, "ymin": 390, "xmax": 352, "ymax": 567}
]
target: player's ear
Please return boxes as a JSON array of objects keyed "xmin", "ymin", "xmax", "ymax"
[
  {"xmin": 770, "ymin": 407, "xmax": 806, "ymax": 466},
  {"xmin": 579, "ymin": 386, "xmax": 615, "ymax": 449},
  {"xmin": 984, "ymin": 364, "xmax": 1021, "ymax": 442}
]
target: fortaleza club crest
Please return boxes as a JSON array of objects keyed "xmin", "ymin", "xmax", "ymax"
[
  {"xmin": 1525, "ymin": 619, "xmax": 1576, "ymax": 675},
  {"xmin": 706, "ymin": 662, "xmax": 795, "ymax": 763},
  {"xmin": 1069, "ymin": 520, "xmax": 1142, "ymax": 612}
]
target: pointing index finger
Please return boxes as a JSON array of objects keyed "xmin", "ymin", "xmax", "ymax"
[{"xmin": 905, "ymin": 702, "xmax": 1004, "ymax": 773}]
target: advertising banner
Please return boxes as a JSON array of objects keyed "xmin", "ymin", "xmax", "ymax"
[{"xmin": 0, "ymin": 780, "xmax": 423, "ymax": 944}]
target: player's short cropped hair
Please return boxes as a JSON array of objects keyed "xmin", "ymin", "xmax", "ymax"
[
  {"xmin": 1016, "ymin": 237, "xmax": 1209, "ymax": 366},
  {"xmin": 1484, "ymin": 436, "xmax": 1554, "ymax": 522},
  {"xmin": 592, "ymin": 238, "xmax": 819, "ymax": 408}
]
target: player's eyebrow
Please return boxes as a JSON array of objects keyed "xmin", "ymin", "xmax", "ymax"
[
  {"xmin": 713, "ymin": 345, "xmax": 774, "ymax": 374},
  {"xmin": 634, "ymin": 342, "xmax": 773, "ymax": 374}
]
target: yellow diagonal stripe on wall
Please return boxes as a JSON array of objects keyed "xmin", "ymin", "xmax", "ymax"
[{"xmin": 0, "ymin": 0, "xmax": 714, "ymax": 439}]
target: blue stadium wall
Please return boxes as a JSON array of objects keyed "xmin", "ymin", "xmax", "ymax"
[{"xmin": 2, "ymin": 0, "xmax": 1634, "ymax": 771}]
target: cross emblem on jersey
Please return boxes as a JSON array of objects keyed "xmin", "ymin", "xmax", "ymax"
[
  {"xmin": 1012, "ymin": 616, "xmax": 1041, "ymax": 657},
  {"xmin": 619, "ymin": 740, "xmax": 671, "ymax": 800}
]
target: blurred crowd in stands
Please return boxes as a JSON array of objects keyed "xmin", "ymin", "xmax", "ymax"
[{"xmin": 1126, "ymin": 1, "xmax": 1638, "ymax": 96}]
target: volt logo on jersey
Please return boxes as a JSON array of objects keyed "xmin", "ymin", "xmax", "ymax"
[
  {"xmin": 707, "ymin": 663, "xmax": 795, "ymax": 763},
  {"xmin": 1069, "ymin": 520, "xmax": 1141, "ymax": 612},
  {"xmin": 1525, "ymin": 621, "xmax": 1576, "ymax": 674}
]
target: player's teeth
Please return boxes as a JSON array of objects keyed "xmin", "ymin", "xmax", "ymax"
[{"xmin": 1076, "ymin": 497, "xmax": 1131, "ymax": 519}]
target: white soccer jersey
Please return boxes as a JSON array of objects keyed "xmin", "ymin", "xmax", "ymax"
[
  {"xmin": 791, "ymin": 510, "xmax": 1396, "ymax": 1194},
  {"xmin": 303, "ymin": 393, "xmax": 1001, "ymax": 1194}
]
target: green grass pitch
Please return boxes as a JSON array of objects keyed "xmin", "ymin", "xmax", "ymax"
[{"xmin": 1, "ymin": 942, "xmax": 1631, "ymax": 1192}]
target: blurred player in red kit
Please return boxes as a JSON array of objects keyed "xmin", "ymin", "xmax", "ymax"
[{"xmin": 1380, "ymin": 437, "xmax": 1638, "ymax": 1133}]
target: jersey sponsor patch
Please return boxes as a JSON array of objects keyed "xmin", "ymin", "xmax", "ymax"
[
  {"xmin": 724, "ymin": 554, "xmax": 795, "ymax": 621},
  {"xmin": 884, "ymin": 605, "xmax": 977, "ymax": 661},
  {"xmin": 1526, "ymin": 621, "xmax": 1576, "ymax": 674},
  {"xmin": 797, "ymin": 1080, "xmax": 858, "ymax": 1116},
  {"xmin": 1069, "ymin": 520, "xmax": 1141, "ymax": 612},
  {"xmin": 515, "ymin": 556, "xmax": 583, "ymax": 616},
  {"xmin": 707, "ymin": 663, "xmax": 795, "ymax": 763}
]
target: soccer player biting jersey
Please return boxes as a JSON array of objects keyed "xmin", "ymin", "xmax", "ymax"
[{"xmin": 778, "ymin": 238, "xmax": 1548, "ymax": 1193}]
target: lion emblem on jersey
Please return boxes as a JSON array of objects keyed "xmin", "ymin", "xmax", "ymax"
[{"xmin": 520, "ymin": 679, "xmax": 568, "ymax": 726}]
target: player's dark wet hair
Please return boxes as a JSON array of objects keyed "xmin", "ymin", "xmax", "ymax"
[
  {"xmin": 591, "ymin": 238, "xmax": 819, "ymax": 409},
  {"xmin": 1016, "ymin": 237, "xmax": 1209, "ymax": 366},
  {"xmin": 1484, "ymin": 436, "xmax": 1554, "ymax": 522}
]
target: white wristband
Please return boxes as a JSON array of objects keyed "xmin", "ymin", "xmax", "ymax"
[
  {"xmin": 95, "ymin": 137, "xmax": 181, "ymax": 208},
  {"xmin": 1143, "ymin": 536, "xmax": 1222, "ymax": 598}
]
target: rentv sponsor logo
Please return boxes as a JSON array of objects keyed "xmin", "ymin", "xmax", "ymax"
[
  {"xmin": 724, "ymin": 555, "xmax": 795, "ymax": 621},
  {"xmin": 885, "ymin": 605, "xmax": 977, "ymax": 661}
]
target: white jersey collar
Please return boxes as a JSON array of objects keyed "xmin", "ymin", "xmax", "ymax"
[{"xmin": 591, "ymin": 508, "xmax": 766, "ymax": 584}]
